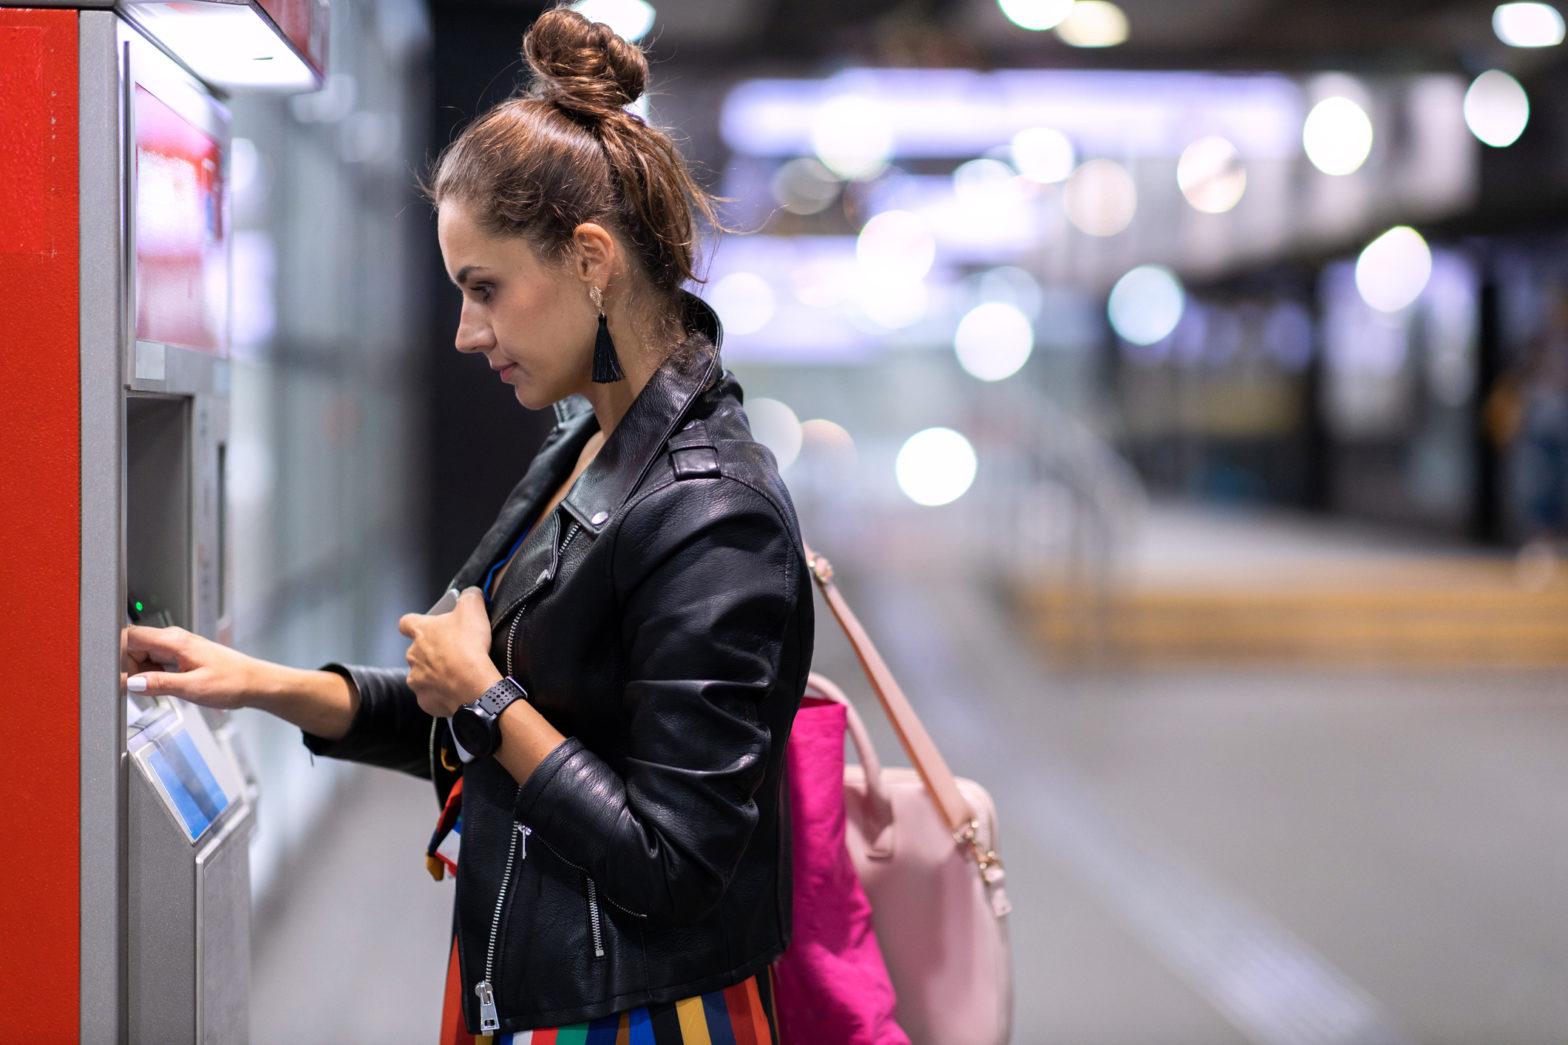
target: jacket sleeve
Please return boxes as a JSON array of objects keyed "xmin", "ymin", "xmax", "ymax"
[
  {"xmin": 513, "ymin": 476, "xmax": 804, "ymax": 925},
  {"xmin": 301, "ymin": 663, "xmax": 434, "ymax": 779}
]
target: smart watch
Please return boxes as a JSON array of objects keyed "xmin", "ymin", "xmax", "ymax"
[{"xmin": 450, "ymin": 677, "xmax": 528, "ymax": 759}]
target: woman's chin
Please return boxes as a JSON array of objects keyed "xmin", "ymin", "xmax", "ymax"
[{"xmin": 514, "ymin": 385, "xmax": 552, "ymax": 411}]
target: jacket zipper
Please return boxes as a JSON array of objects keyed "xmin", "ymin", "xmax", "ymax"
[
  {"xmin": 475, "ymin": 796, "xmax": 526, "ymax": 1032},
  {"xmin": 585, "ymin": 875, "xmax": 606, "ymax": 958},
  {"xmin": 506, "ymin": 520, "xmax": 582, "ymax": 676},
  {"xmin": 492, "ymin": 516, "xmax": 621, "ymax": 975},
  {"xmin": 476, "ymin": 521, "xmax": 579, "ymax": 1027}
]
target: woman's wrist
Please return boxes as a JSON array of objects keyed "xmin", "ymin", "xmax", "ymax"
[{"xmin": 250, "ymin": 663, "xmax": 360, "ymax": 740}]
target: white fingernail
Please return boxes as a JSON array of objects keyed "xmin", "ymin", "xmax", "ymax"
[{"xmin": 126, "ymin": 676, "xmax": 147, "ymax": 692}]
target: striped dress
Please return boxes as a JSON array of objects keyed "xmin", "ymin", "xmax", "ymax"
[{"xmin": 438, "ymin": 935, "xmax": 779, "ymax": 1045}]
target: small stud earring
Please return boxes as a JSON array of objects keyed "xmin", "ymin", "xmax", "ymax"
[{"xmin": 589, "ymin": 285, "xmax": 624, "ymax": 383}]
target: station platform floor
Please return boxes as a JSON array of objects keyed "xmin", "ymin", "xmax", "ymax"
[{"xmin": 251, "ymin": 507, "xmax": 1568, "ymax": 1045}]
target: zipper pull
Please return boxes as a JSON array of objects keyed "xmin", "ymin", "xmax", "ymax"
[
  {"xmin": 517, "ymin": 824, "xmax": 531, "ymax": 858},
  {"xmin": 475, "ymin": 979, "xmax": 500, "ymax": 1033}
]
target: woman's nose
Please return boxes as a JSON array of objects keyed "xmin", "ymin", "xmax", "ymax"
[{"xmin": 454, "ymin": 303, "xmax": 492, "ymax": 353}]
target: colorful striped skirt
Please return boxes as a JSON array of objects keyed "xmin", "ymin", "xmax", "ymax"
[{"xmin": 440, "ymin": 938, "xmax": 779, "ymax": 1045}]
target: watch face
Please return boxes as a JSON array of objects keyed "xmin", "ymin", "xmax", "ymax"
[{"xmin": 451, "ymin": 706, "xmax": 495, "ymax": 757}]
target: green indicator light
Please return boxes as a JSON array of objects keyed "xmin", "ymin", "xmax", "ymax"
[{"xmin": 134, "ymin": 601, "xmax": 144, "ymax": 612}]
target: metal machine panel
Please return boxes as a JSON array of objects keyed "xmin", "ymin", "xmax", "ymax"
[
  {"xmin": 196, "ymin": 816, "xmax": 252, "ymax": 1043},
  {"xmin": 78, "ymin": 9, "xmax": 129, "ymax": 1042}
]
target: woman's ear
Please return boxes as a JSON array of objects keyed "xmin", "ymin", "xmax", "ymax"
[{"xmin": 571, "ymin": 223, "xmax": 616, "ymax": 288}]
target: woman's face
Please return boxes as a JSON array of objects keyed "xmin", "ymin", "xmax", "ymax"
[{"xmin": 437, "ymin": 201, "xmax": 595, "ymax": 411}]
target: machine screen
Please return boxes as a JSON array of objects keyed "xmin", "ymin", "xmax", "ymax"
[
  {"xmin": 144, "ymin": 727, "xmax": 231, "ymax": 841},
  {"xmin": 133, "ymin": 85, "xmax": 227, "ymax": 355}
]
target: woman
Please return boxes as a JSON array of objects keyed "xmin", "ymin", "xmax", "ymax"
[{"xmin": 124, "ymin": 9, "xmax": 812, "ymax": 1041}]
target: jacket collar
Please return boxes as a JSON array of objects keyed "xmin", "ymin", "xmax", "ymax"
[{"xmin": 561, "ymin": 291, "xmax": 724, "ymax": 535}]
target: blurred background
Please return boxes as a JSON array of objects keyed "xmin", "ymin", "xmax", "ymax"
[{"xmin": 227, "ymin": 1, "xmax": 1568, "ymax": 1042}]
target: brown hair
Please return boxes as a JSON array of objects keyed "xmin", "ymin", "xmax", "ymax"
[{"xmin": 428, "ymin": 7, "xmax": 720, "ymax": 312}]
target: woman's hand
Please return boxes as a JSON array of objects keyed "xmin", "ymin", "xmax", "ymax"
[
  {"xmin": 123, "ymin": 625, "xmax": 265, "ymax": 710},
  {"xmin": 398, "ymin": 587, "xmax": 500, "ymax": 717}
]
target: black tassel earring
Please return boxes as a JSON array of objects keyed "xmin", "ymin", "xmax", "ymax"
[{"xmin": 589, "ymin": 285, "xmax": 624, "ymax": 383}]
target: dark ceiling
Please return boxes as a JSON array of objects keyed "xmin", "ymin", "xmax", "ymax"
[{"xmin": 424, "ymin": 0, "xmax": 1556, "ymax": 77}]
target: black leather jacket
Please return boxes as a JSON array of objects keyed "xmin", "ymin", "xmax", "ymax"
[{"xmin": 304, "ymin": 297, "xmax": 813, "ymax": 1030}]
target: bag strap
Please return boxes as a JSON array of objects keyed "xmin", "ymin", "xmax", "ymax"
[{"xmin": 802, "ymin": 542, "xmax": 977, "ymax": 837}]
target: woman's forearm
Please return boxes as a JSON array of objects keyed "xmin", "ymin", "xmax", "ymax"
[{"xmin": 247, "ymin": 664, "xmax": 360, "ymax": 740}]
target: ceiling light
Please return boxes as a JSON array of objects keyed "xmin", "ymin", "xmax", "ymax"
[
  {"xmin": 746, "ymin": 398, "xmax": 802, "ymax": 471},
  {"xmin": 955, "ymin": 302, "xmax": 1034, "ymax": 382},
  {"xmin": 1355, "ymin": 227, "xmax": 1432, "ymax": 313},
  {"xmin": 572, "ymin": 0, "xmax": 656, "ymax": 43},
  {"xmin": 1108, "ymin": 266, "xmax": 1185, "ymax": 345},
  {"xmin": 856, "ymin": 210, "xmax": 935, "ymax": 283},
  {"xmin": 1302, "ymin": 96, "xmax": 1373, "ymax": 176},
  {"xmin": 771, "ymin": 157, "xmax": 841, "ymax": 215},
  {"xmin": 896, "ymin": 428, "xmax": 978, "ymax": 507},
  {"xmin": 1492, "ymin": 3, "xmax": 1565, "ymax": 46},
  {"xmin": 1063, "ymin": 158, "xmax": 1137, "ymax": 236},
  {"xmin": 708, "ymin": 272, "xmax": 776, "ymax": 336},
  {"xmin": 1464, "ymin": 70, "xmax": 1530, "ymax": 147},
  {"xmin": 1055, "ymin": 2, "xmax": 1130, "ymax": 47},
  {"xmin": 998, "ymin": 0, "xmax": 1075, "ymax": 31},
  {"xmin": 811, "ymin": 95, "xmax": 895, "ymax": 181},
  {"xmin": 1177, "ymin": 136, "xmax": 1247, "ymax": 213},
  {"xmin": 1011, "ymin": 127, "xmax": 1076, "ymax": 184}
]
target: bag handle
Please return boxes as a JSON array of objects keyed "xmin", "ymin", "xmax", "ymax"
[{"xmin": 802, "ymin": 542, "xmax": 977, "ymax": 838}]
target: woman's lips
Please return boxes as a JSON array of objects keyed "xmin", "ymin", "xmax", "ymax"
[{"xmin": 498, "ymin": 364, "xmax": 517, "ymax": 381}]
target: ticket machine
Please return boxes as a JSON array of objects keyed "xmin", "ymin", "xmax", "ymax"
[{"xmin": 0, "ymin": 4, "xmax": 324, "ymax": 1041}]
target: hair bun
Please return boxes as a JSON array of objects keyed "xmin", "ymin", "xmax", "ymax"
[{"xmin": 524, "ymin": 8, "xmax": 648, "ymax": 122}]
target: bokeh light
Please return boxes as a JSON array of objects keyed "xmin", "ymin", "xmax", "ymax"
[
  {"xmin": 1063, "ymin": 158, "xmax": 1137, "ymax": 236},
  {"xmin": 997, "ymin": 0, "xmax": 1074, "ymax": 31},
  {"xmin": 1492, "ymin": 2, "xmax": 1565, "ymax": 46},
  {"xmin": 1011, "ymin": 127, "xmax": 1076, "ymax": 184},
  {"xmin": 771, "ymin": 157, "xmax": 841, "ymax": 215},
  {"xmin": 708, "ymin": 272, "xmax": 776, "ymax": 336},
  {"xmin": 857, "ymin": 278, "xmax": 929, "ymax": 329},
  {"xmin": 571, "ymin": 0, "xmax": 656, "ymax": 42},
  {"xmin": 1056, "ymin": 1, "xmax": 1130, "ymax": 47},
  {"xmin": 1464, "ymin": 70, "xmax": 1530, "ymax": 147},
  {"xmin": 746, "ymin": 397, "xmax": 803, "ymax": 471},
  {"xmin": 1108, "ymin": 265, "xmax": 1185, "ymax": 345},
  {"xmin": 1302, "ymin": 96, "xmax": 1374, "ymax": 176},
  {"xmin": 1177, "ymin": 135, "xmax": 1247, "ymax": 214},
  {"xmin": 1355, "ymin": 226, "xmax": 1432, "ymax": 313},
  {"xmin": 800, "ymin": 418, "xmax": 857, "ymax": 466},
  {"xmin": 856, "ymin": 209, "xmax": 936, "ymax": 284},
  {"xmin": 895, "ymin": 428, "xmax": 978, "ymax": 507},
  {"xmin": 811, "ymin": 95, "xmax": 895, "ymax": 181},
  {"xmin": 955, "ymin": 302, "xmax": 1035, "ymax": 382},
  {"xmin": 962, "ymin": 266, "xmax": 1044, "ymax": 320},
  {"xmin": 952, "ymin": 158, "xmax": 1027, "ymax": 226}
]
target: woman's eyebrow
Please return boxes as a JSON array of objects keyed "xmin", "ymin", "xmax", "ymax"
[{"xmin": 452, "ymin": 265, "xmax": 490, "ymax": 286}]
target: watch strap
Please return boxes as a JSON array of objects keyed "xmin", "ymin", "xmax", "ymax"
[{"xmin": 477, "ymin": 676, "xmax": 528, "ymax": 718}]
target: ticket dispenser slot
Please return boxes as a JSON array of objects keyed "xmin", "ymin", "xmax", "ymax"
[{"xmin": 126, "ymin": 396, "xmax": 191, "ymax": 631}]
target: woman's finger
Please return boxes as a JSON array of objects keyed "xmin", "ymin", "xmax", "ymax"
[
  {"xmin": 125, "ymin": 670, "xmax": 186, "ymax": 698},
  {"xmin": 124, "ymin": 624, "xmax": 187, "ymax": 661}
]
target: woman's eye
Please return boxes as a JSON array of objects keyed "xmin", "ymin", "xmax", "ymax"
[{"xmin": 467, "ymin": 285, "xmax": 494, "ymax": 303}]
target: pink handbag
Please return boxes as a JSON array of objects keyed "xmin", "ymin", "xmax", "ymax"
[{"xmin": 796, "ymin": 546, "xmax": 1014, "ymax": 1045}]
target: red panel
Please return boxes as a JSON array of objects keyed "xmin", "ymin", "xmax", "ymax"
[{"xmin": 0, "ymin": 8, "xmax": 81, "ymax": 1041}]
